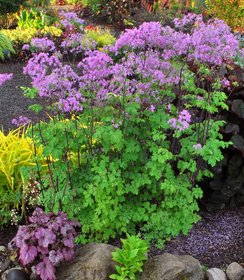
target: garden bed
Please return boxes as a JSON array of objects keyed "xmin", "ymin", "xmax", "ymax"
[
  {"xmin": 0, "ymin": 64, "xmax": 243, "ymax": 268},
  {"xmin": 0, "ymin": 7, "xmax": 244, "ymax": 280}
]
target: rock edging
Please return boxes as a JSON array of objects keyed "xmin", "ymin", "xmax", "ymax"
[{"xmin": 1, "ymin": 243, "xmax": 244, "ymax": 280}]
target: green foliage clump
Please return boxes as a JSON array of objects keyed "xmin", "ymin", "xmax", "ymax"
[
  {"xmin": 0, "ymin": 32, "xmax": 15, "ymax": 60},
  {"xmin": 110, "ymin": 235, "xmax": 148, "ymax": 280},
  {"xmin": 80, "ymin": 0, "xmax": 102, "ymax": 12},
  {"xmin": 28, "ymin": 77, "xmax": 229, "ymax": 246},
  {"xmin": 16, "ymin": 8, "xmax": 58, "ymax": 29}
]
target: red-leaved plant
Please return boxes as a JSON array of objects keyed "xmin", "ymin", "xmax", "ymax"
[{"xmin": 8, "ymin": 208, "xmax": 80, "ymax": 280}]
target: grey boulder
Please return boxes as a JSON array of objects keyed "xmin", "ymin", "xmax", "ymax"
[
  {"xmin": 226, "ymin": 262, "xmax": 244, "ymax": 280},
  {"xmin": 56, "ymin": 243, "xmax": 117, "ymax": 280},
  {"xmin": 206, "ymin": 268, "xmax": 227, "ymax": 280},
  {"xmin": 140, "ymin": 253, "xmax": 204, "ymax": 280}
]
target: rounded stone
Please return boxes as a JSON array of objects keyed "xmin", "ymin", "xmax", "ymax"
[
  {"xmin": 206, "ymin": 268, "xmax": 227, "ymax": 280},
  {"xmin": 226, "ymin": 262, "xmax": 244, "ymax": 280},
  {"xmin": 6, "ymin": 268, "xmax": 29, "ymax": 280}
]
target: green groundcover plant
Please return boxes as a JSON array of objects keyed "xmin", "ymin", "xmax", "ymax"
[
  {"xmin": 19, "ymin": 13, "xmax": 243, "ymax": 247},
  {"xmin": 110, "ymin": 234, "xmax": 148, "ymax": 280}
]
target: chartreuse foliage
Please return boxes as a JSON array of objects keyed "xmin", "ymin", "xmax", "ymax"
[
  {"xmin": 1, "ymin": 27, "xmax": 62, "ymax": 45},
  {"xmin": 85, "ymin": 28, "xmax": 116, "ymax": 48},
  {"xmin": 110, "ymin": 235, "xmax": 148, "ymax": 280},
  {"xmin": 205, "ymin": 0, "xmax": 244, "ymax": 31},
  {"xmin": 0, "ymin": 128, "xmax": 43, "ymax": 224}
]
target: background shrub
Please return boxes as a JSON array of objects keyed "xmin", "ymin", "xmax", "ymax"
[
  {"xmin": 205, "ymin": 0, "xmax": 244, "ymax": 31},
  {"xmin": 0, "ymin": 0, "xmax": 25, "ymax": 15}
]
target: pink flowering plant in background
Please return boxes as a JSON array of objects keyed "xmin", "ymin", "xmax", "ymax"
[
  {"xmin": 21, "ymin": 14, "xmax": 243, "ymax": 249},
  {"xmin": 12, "ymin": 115, "xmax": 31, "ymax": 127}
]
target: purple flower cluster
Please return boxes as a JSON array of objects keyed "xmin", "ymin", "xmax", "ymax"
[
  {"xmin": 0, "ymin": 73, "xmax": 13, "ymax": 86},
  {"xmin": 221, "ymin": 77, "xmax": 231, "ymax": 88},
  {"xmin": 12, "ymin": 116, "xmax": 31, "ymax": 127},
  {"xmin": 30, "ymin": 38, "xmax": 56, "ymax": 53},
  {"xmin": 9, "ymin": 208, "xmax": 80, "ymax": 280},
  {"xmin": 111, "ymin": 16, "xmax": 239, "ymax": 66},
  {"xmin": 59, "ymin": 11, "xmax": 84, "ymax": 31},
  {"xmin": 61, "ymin": 33, "xmax": 96, "ymax": 55},
  {"xmin": 168, "ymin": 110, "xmax": 191, "ymax": 131},
  {"xmin": 23, "ymin": 52, "xmax": 83, "ymax": 112},
  {"xmin": 173, "ymin": 13, "xmax": 203, "ymax": 29},
  {"xmin": 22, "ymin": 44, "xmax": 30, "ymax": 51},
  {"xmin": 23, "ymin": 16, "xmax": 243, "ymax": 114},
  {"xmin": 190, "ymin": 19, "xmax": 239, "ymax": 65}
]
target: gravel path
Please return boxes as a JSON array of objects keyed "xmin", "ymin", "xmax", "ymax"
[
  {"xmin": 158, "ymin": 207, "xmax": 244, "ymax": 268},
  {"xmin": 0, "ymin": 61, "xmax": 46, "ymax": 131}
]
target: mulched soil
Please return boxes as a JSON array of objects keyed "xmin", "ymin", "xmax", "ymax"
[
  {"xmin": 0, "ymin": 62, "xmax": 243, "ymax": 270},
  {"xmin": 0, "ymin": 61, "xmax": 47, "ymax": 132}
]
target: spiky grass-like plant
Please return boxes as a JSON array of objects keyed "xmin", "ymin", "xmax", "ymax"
[{"xmin": 0, "ymin": 32, "xmax": 15, "ymax": 60}]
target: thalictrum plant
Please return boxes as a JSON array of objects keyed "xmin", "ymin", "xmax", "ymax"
[{"xmin": 21, "ymin": 14, "xmax": 243, "ymax": 247}]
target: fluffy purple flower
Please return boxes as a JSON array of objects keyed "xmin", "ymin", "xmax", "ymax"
[
  {"xmin": 221, "ymin": 77, "xmax": 231, "ymax": 88},
  {"xmin": 61, "ymin": 33, "xmax": 96, "ymax": 55},
  {"xmin": 189, "ymin": 19, "xmax": 239, "ymax": 65},
  {"xmin": 59, "ymin": 11, "xmax": 84, "ymax": 31},
  {"xmin": 22, "ymin": 44, "xmax": 30, "ymax": 51},
  {"xmin": 168, "ymin": 110, "xmax": 191, "ymax": 131},
  {"xmin": 193, "ymin": 143, "xmax": 203, "ymax": 150},
  {"xmin": 0, "ymin": 73, "xmax": 13, "ymax": 86},
  {"xmin": 12, "ymin": 116, "xmax": 31, "ymax": 127},
  {"xmin": 173, "ymin": 13, "xmax": 203, "ymax": 29},
  {"xmin": 24, "ymin": 52, "xmax": 83, "ymax": 113},
  {"xmin": 149, "ymin": 105, "xmax": 156, "ymax": 112},
  {"xmin": 112, "ymin": 22, "xmax": 163, "ymax": 52},
  {"xmin": 58, "ymin": 94, "xmax": 83, "ymax": 113},
  {"xmin": 30, "ymin": 38, "xmax": 56, "ymax": 53}
]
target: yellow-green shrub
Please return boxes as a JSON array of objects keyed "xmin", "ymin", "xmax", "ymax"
[
  {"xmin": 1, "ymin": 28, "xmax": 39, "ymax": 44},
  {"xmin": 205, "ymin": 0, "xmax": 244, "ymax": 31},
  {"xmin": 41, "ymin": 26, "xmax": 63, "ymax": 37},
  {"xmin": 85, "ymin": 28, "xmax": 116, "ymax": 48},
  {"xmin": 0, "ymin": 128, "xmax": 43, "ymax": 225},
  {"xmin": 1, "ymin": 26, "xmax": 62, "ymax": 45}
]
